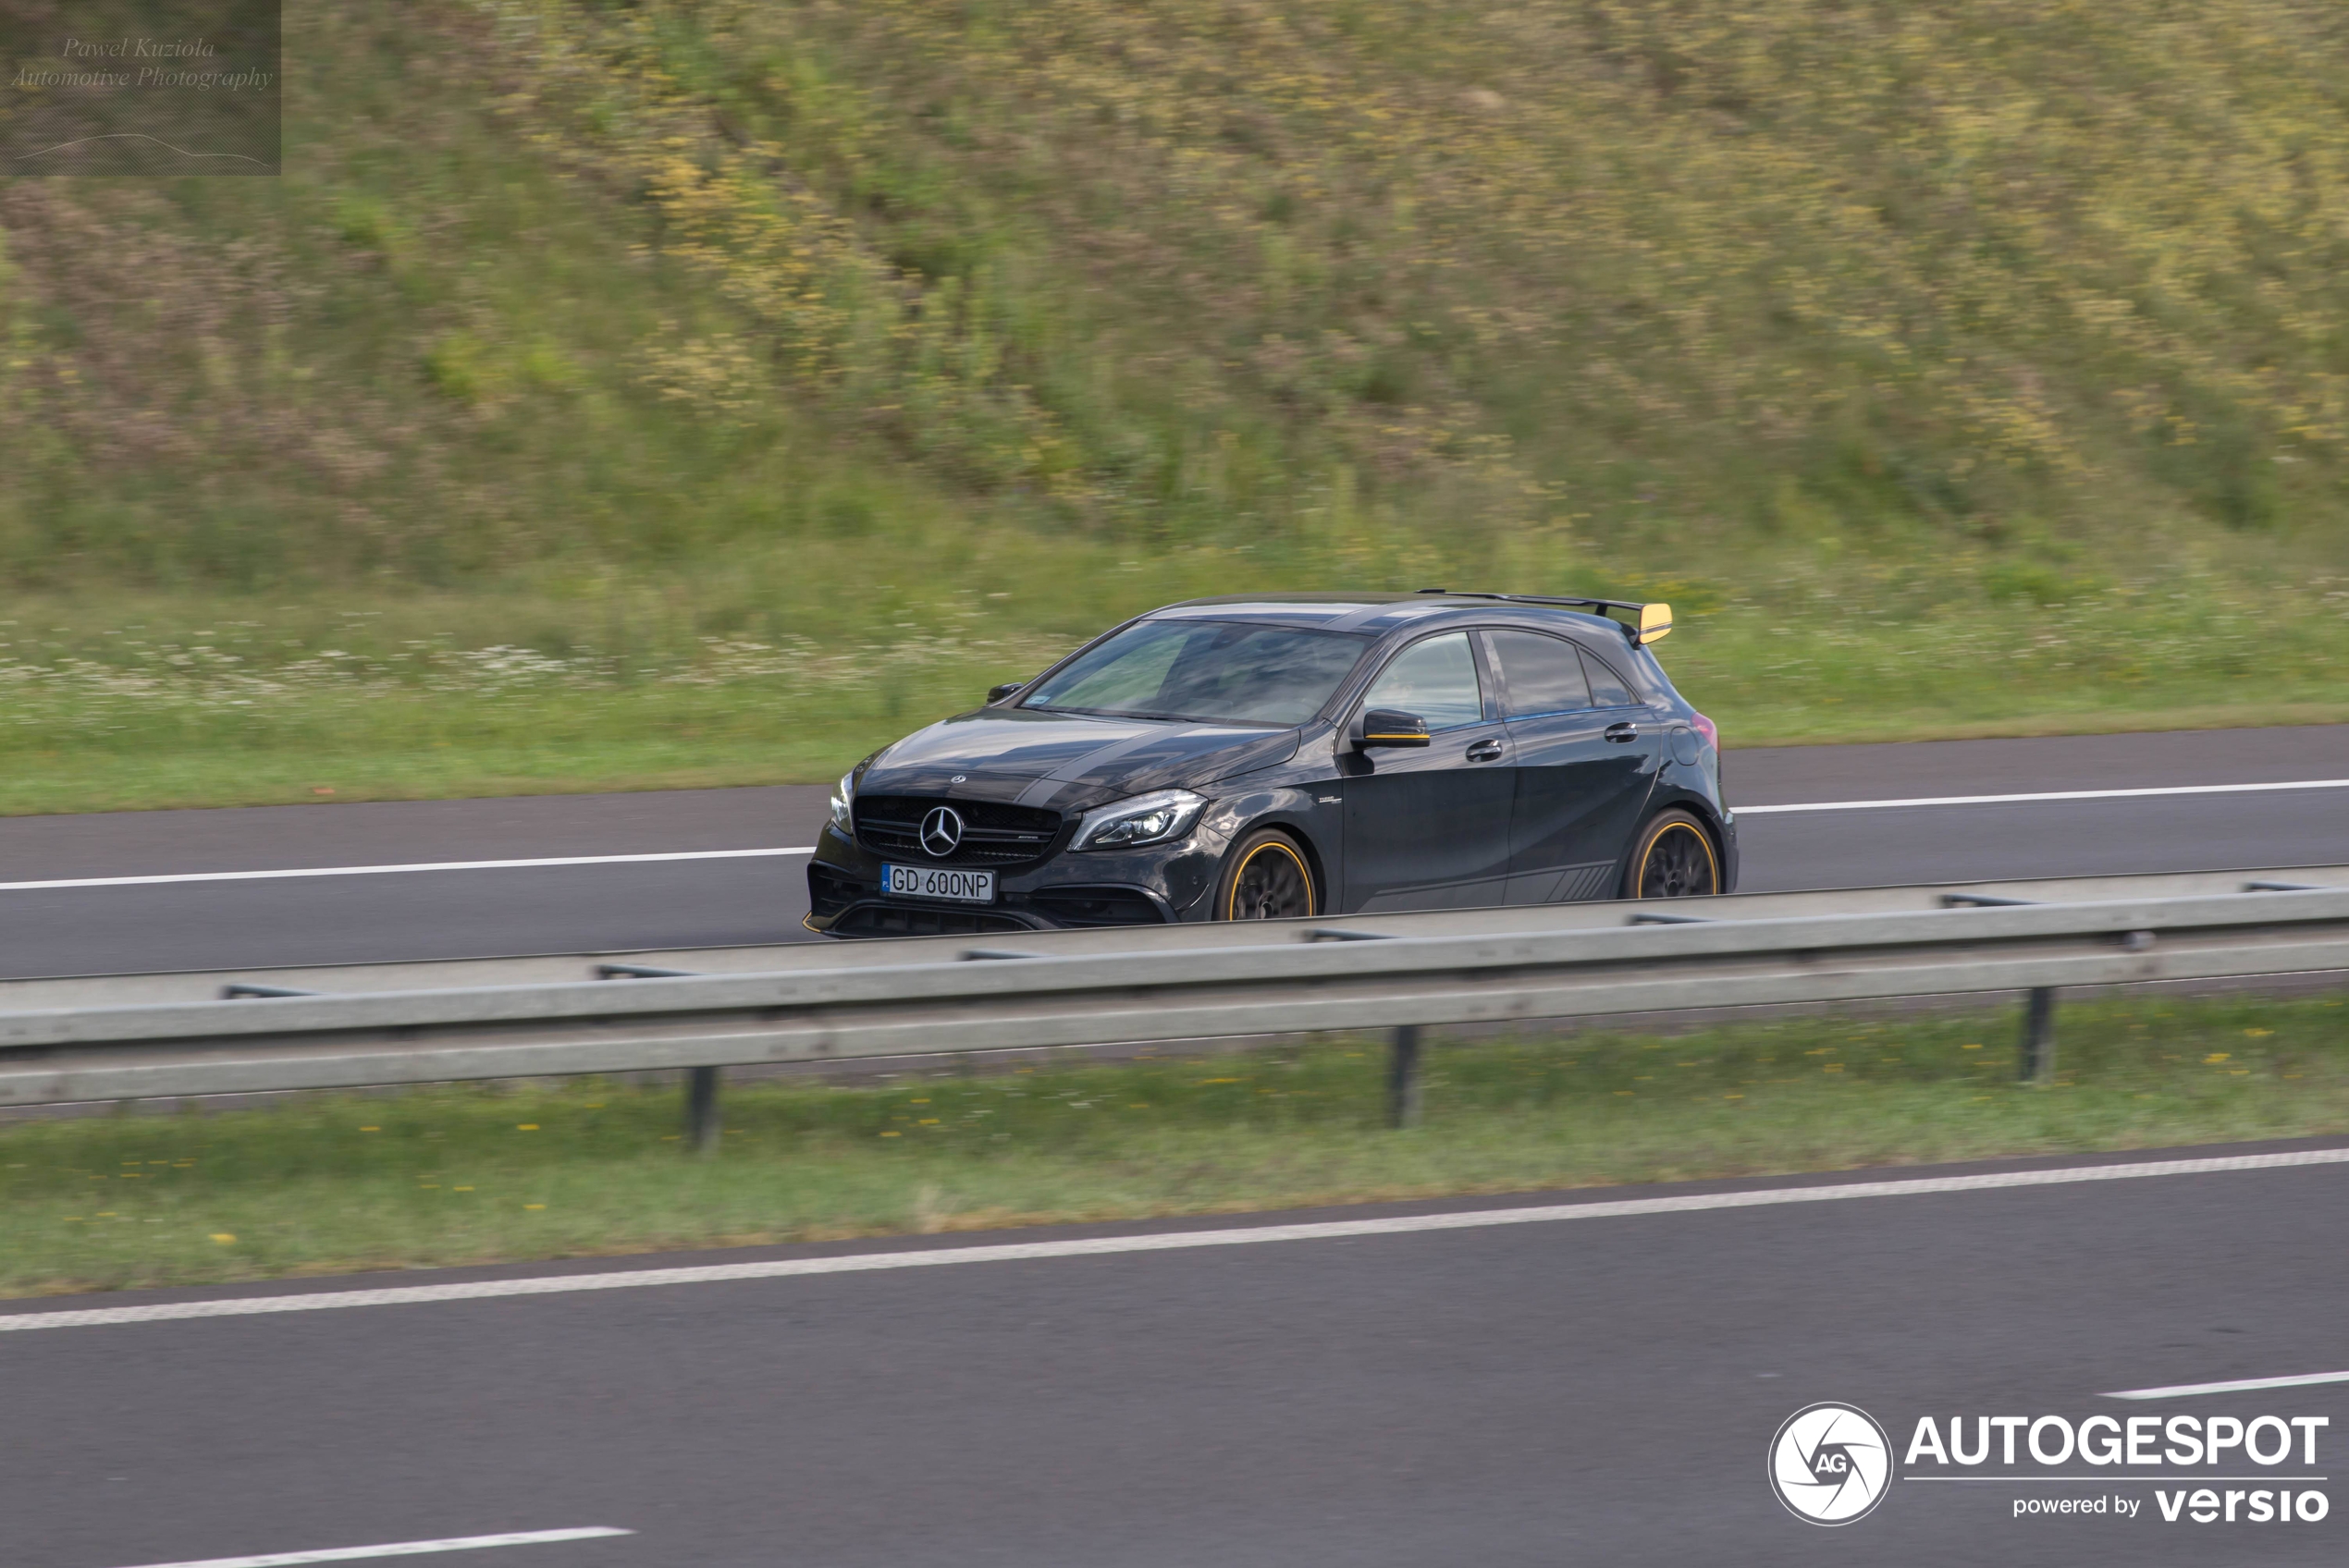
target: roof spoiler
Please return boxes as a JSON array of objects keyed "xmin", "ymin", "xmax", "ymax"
[{"xmin": 1413, "ymin": 589, "xmax": 1673, "ymax": 645}]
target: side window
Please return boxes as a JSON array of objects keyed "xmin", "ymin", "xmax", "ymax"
[
  {"xmin": 1488, "ymin": 630, "xmax": 1592, "ymax": 718},
  {"xmin": 1625, "ymin": 643, "xmax": 1674, "ymax": 704},
  {"xmin": 1579, "ymin": 647, "xmax": 1635, "ymax": 708},
  {"xmin": 1362, "ymin": 632, "xmax": 1485, "ymax": 731}
]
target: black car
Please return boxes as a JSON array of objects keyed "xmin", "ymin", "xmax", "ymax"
[{"xmin": 806, "ymin": 591, "xmax": 1736, "ymax": 937}]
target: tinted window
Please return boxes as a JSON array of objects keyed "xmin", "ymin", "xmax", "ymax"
[
  {"xmin": 1026, "ymin": 619, "xmax": 1367, "ymax": 725},
  {"xmin": 1488, "ymin": 630, "xmax": 1592, "ymax": 717},
  {"xmin": 1627, "ymin": 643, "xmax": 1675, "ymax": 704},
  {"xmin": 1363, "ymin": 632, "xmax": 1485, "ymax": 731},
  {"xmin": 1580, "ymin": 648, "xmax": 1635, "ymax": 707}
]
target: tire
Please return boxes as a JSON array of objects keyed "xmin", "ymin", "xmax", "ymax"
[
  {"xmin": 1622, "ymin": 809, "xmax": 1721, "ymax": 900},
  {"xmin": 1216, "ymin": 829, "xmax": 1317, "ymax": 921}
]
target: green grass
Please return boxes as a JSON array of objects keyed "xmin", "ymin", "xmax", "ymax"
[
  {"xmin": 5, "ymin": 990, "xmax": 2343, "ymax": 1299},
  {"xmin": 0, "ymin": 560, "xmax": 2342, "ymax": 815},
  {"xmin": 1, "ymin": 2, "xmax": 2345, "ymax": 810}
]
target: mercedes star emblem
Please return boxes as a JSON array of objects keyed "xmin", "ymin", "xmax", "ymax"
[{"xmin": 919, "ymin": 805, "xmax": 965, "ymax": 858}]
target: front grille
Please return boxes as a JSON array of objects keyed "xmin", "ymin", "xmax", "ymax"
[
  {"xmin": 806, "ymin": 863, "xmax": 862, "ymax": 918},
  {"xmin": 1027, "ymin": 886, "xmax": 1168, "ymax": 928},
  {"xmin": 855, "ymin": 795, "xmax": 1064, "ymax": 867},
  {"xmin": 830, "ymin": 903, "xmax": 1035, "ymax": 938}
]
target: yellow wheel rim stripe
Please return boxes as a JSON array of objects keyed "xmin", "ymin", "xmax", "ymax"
[
  {"xmin": 1227, "ymin": 841, "xmax": 1314, "ymax": 920},
  {"xmin": 1637, "ymin": 822, "xmax": 1718, "ymax": 895}
]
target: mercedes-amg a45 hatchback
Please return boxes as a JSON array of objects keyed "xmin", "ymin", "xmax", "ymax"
[{"xmin": 806, "ymin": 591, "xmax": 1734, "ymax": 937}]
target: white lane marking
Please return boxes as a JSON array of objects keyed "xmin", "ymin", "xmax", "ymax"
[
  {"xmin": 0, "ymin": 849, "xmax": 813, "ymax": 894},
  {"xmin": 2106, "ymin": 1369, "xmax": 2349, "ymax": 1401},
  {"xmin": 1737, "ymin": 778, "xmax": 2349, "ymax": 815},
  {"xmin": 6, "ymin": 1146, "xmax": 2345, "ymax": 1334},
  {"xmin": 8, "ymin": 778, "xmax": 2341, "ymax": 887},
  {"xmin": 104, "ymin": 1527, "xmax": 633, "ymax": 1568}
]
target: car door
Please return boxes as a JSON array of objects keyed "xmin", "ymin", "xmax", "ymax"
[
  {"xmin": 1486, "ymin": 629, "xmax": 1663, "ymax": 903},
  {"xmin": 1337, "ymin": 631, "xmax": 1515, "ymax": 913}
]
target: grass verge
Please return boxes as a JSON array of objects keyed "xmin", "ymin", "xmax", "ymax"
[
  {"xmin": 3, "ymin": 990, "xmax": 2343, "ymax": 1300},
  {"xmin": 18, "ymin": 695, "xmax": 2349, "ymax": 819},
  {"xmin": 2, "ymin": 571, "xmax": 2343, "ymax": 815}
]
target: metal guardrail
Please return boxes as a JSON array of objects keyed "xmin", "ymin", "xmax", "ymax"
[{"xmin": 0, "ymin": 866, "xmax": 2344, "ymax": 1144}]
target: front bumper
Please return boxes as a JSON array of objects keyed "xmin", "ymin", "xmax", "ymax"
[{"xmin": 806, "ymin": 819, "xmax": 1232, "ymax": 937}]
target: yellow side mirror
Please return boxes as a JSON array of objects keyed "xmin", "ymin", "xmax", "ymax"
[{"xmin": 1637, "ymin": 602, "xmax": 1673, "ymax": 644}]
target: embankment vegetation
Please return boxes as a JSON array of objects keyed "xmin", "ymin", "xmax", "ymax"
[{"xmin": 3, "ymin": 1, "xmax": 2344, "ymax": 808}]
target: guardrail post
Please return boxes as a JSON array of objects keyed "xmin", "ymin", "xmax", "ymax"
[
  {"xmin": 686, "ymin": 1065, "xmax": 722, "ymax": 1152},
  {"xmin": 1388, "ymin": 1025, "xmax": 1422, "ymax": 1129},
  {"xmin": 2020, "ymin": 988, "xmax": 2056, "ymax": 1085}
]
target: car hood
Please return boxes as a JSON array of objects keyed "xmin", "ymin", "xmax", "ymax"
[{"xmin": 859, "ymin": 708, "xmax": 1299, "ymax": 810}]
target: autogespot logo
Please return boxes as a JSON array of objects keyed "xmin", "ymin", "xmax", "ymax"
[{"xmin": 1769, "ymin": 1403, "xmax": 1895, "ymax": 1525}]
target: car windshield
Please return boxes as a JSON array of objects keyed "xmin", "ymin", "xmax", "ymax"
[{"xmin": 1023, "ymin": 619, "xmax": 1369, "ymax": 726}]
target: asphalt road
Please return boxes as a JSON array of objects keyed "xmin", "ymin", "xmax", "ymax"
[
  {"xmin": 0, "ymin": 725, "xmax": 2340, "ymax": 978},
  {"xmin": 7, "ymin": 1142, "xmax": 2346, "ymax": 1568}
]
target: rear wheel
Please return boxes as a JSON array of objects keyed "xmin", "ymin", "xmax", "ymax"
[
  {"xmin": 1218, "ymin": 829, "xmax": 1317, "ymax": 921},
  {"xmin": 1622, "ymin": 809, "xmax": 1721, "ymax": 900}
]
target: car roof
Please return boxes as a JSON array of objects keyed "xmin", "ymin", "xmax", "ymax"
[{"xmin": 1149, "ymin": 592, "xmax": 1633, "ymax": 641}]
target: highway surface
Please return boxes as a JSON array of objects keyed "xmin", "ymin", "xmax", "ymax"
[
  {"xmin": 2, "ymin": 726, "xmax": 2344, "ymax": 1568},
  {"xmin": 6, "ymin": 1141, "xmax": 2346, "ymax": 1568},
  {"xmin": 0, "ymin": 725, "xmax": 2339, "ymax": 978}
]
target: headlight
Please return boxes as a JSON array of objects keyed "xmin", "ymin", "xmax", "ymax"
[
  {"xmin": 829, "ymin": 769, "xmax": 856, "ymax": 830},
  {"xmin": 1071, "ymin": 789, "xmax": 1208, "ymax": 851}
]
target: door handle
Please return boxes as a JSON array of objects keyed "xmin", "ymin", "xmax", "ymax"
[
  {"xmin": 1466, "ymin": 738, "xmax": 1507, "ymax": 763},
  {"xmin": 1604, "ymin": 721, "xmax": 1640, "ymax": 743}
]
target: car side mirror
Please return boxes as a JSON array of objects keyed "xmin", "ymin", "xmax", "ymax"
[
  {"xmin": 987, "ymin": 682, "xmax": 1026, "ymax": 704},
  {"xmin": 1357, "ymin": 707, "xmax": 1431, "ymax": 749}
]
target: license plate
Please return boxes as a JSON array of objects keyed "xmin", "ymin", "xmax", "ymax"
[{"xmin": 881, "ymin": 864, "xmax": 996, "ymax": 903}]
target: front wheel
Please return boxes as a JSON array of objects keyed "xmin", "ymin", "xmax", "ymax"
[
  {"xmin": 1217, "ymin": 829, "xmax": 1317, "ymax": 921},
  {"xmin": 1622, "ymin": 809, "xmax": 1721, "ymax": 900}
]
